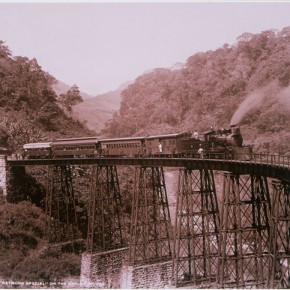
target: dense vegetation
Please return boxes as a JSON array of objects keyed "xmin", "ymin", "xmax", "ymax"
[
  {"xmin": 0, "ymin": 201, "xmax": 81, "ymax": 286},
  {"xmin": 0, "ymin": 40, "xmax": 92, "ymax": 154},
  {"xmin": 0, "ymin": 41, "xmax": 90, "ymax": 285},
  {"xmin": 103, "ymin": 27, "xmax": 290, "ymax": 154}
]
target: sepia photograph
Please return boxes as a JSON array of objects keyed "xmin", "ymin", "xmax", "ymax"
[{"xmin": 0, "ymin": 0, "xmax": 290, "ymax": 288}]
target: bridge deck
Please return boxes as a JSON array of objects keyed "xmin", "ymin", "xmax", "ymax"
[{"xmin": 8, "ymin": 155, "xmax": 290, "ymax": 181}]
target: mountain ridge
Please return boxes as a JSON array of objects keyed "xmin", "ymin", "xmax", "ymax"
[{"xmin": 53, "ymin": 80, "xmax": 131, "ymax": 132}]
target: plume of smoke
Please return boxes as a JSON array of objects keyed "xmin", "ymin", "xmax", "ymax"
[
  {"xmin": 230, "ymin": 90, "xmax": 265, "ymax": 125},
  {"xmin": 278, "ymin": 85, "xmax": 290, "ymax": 110}
]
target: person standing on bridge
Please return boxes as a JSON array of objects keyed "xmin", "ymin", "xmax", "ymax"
[
  {"xmin": 159, "ymin": 141, "xmax": 163, "ymax": 153},
  {"xmin": 193, "ymin": 130, "xmax": 199, "ymax": 139},
  {"xmin": 198, "ymin": 144, "xmax": 204, "ymax": 159}
]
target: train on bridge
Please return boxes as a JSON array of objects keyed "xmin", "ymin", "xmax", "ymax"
[{"xmin": 22, "ymin": 124, "xmax": 252, "ymax": 160}]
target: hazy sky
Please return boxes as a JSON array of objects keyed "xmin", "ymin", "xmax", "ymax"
[{"xmin": 0, "ymin": 1, "xmax": 290, "ymax": 96}]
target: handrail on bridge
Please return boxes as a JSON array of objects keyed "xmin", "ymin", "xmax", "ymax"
[
  {"xmin": 6, "ymin": 152, "xmax": 290, "ymax": 169},
  {"xmin": 135, "ymin": 152, "xmax": 290, "ymax": 169}
]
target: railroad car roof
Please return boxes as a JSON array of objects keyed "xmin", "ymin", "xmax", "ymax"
[
  {"xmin": 23, "ymin": 142, "xmax": 51, "ymax": 149},
  {"xmin": 54, "ymin": 136, "xmax": 99, "ymax": 141},
  {"xmin": 99, "ymin": 136, "xmax": 145, "ymax": 143},
  {"xmin": 52, "ymin": 138, "xmax": 98, "ymax": 146},
  {"xmin": 145, "ymin": 132, "xmax": 190, "ymax": 140}
]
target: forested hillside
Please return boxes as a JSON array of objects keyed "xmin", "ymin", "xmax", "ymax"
[
  {"xmin": 103, "ymin": 27, "xmax": 290, "ymax": 154},
  {"xmin": 0, "ymin": 41, "xmax": 92, "ymax": 153}
]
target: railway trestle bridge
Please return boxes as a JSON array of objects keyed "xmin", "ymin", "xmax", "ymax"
[{"xmin": 3, "ymin": 154, "xmax": 290, "ymax": 288}]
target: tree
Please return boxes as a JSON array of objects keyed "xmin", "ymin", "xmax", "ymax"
[
  {"xmin": 36, "ymin": 103, "xmax": 61, "ymax": 130},
  {"xmin": 0, "ymin": 117, "xmax": 45, "ymax": 151},
  {"xmin": 59, "ymin": 85, "xmax": 83, "ymax": 114},
  {"xmin": 0, "ymin": 40, "xmax": 11, "ymax": 58}
]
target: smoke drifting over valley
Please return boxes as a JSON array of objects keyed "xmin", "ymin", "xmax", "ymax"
[
  {"xmin": 230, "ymin": 84, "xmax": 290, "ymax": 125},
  {"xmin": 230, "ymin": 90, "xmax": 265, "ymax": 125},
  {"xmin": 278, "ymin": 85, "xmax": 290, "ymax": 111}
]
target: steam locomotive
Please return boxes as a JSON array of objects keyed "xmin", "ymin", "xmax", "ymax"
[{"xmin": 22, "ymin": 125, "xmax": 252, "ymax": 160}]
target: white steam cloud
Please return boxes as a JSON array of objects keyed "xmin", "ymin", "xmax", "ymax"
[
  {"xmin": 230, "ymin": 90, "xmax": 265, "ymax": 125},
  {"xmin": 278, "ymin": 86, "xmax": 290, "ymax": 110},
  {"xmin": 230, "ymin": 84, "xmax": 290, "ymax": 125}
]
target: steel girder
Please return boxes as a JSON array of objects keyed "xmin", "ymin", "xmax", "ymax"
[
  {"xmin": 217, "ymin": 173, "xmax": 271, "ymax": 288},
  {"xmin": 87, "ymin": 165, "xmax": 124, "ymax": 252},
  {"xmin": 45, "ymin": 165, "xmax": 80, "ymax": 242},
  {"xmin": 129, "ymin": 166, "xmax": 172, "ymax": 265},
  {"xmin": 268, "ymin": 180, "xmax": 290, "ymax": 288},
  {"xmin": 172, "ymin": 168, "xmax": 220, "ymax": 287}
]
